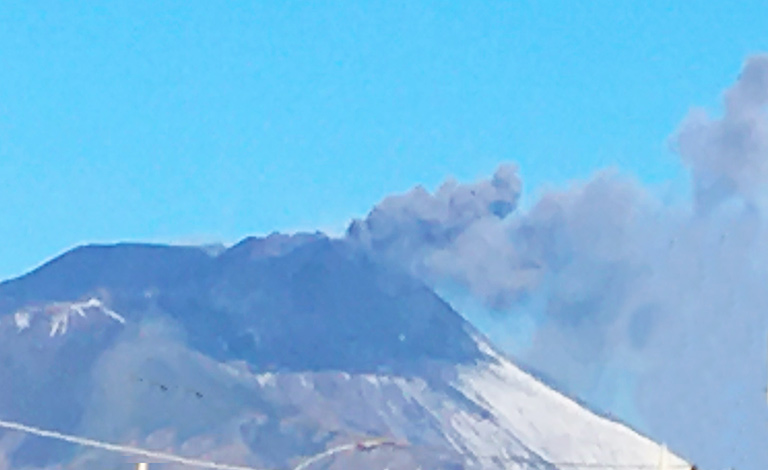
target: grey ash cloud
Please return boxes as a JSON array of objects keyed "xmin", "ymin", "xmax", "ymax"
[
  {"xmin": 347, "ymin": 55, "xmax": 768, "ymax": 470},
  {"xmin": 347, "ymin": 163, "xmax": 528, "ymax": 307},
  {"xmin": 674, "ymin": 54, "xmax": 768, "ymax": 213}
]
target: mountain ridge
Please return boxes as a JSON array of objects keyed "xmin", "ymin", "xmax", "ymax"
[{"xmin": 0, "ymin": 234, "xmax": 689, "ymax": 469}]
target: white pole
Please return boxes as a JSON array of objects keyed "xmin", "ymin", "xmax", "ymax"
[
  {"xmin": 137, "ymin": 463, "xmax": 149, "ymax": 470},
  {"xmin": 657, "ymin": 443, "xmax": 668, "ymax": 470}
]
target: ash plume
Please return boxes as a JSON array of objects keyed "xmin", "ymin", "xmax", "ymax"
[
  {"xmin": 675, "ymin": 54, "xmax": 768, "ymax": 212},
  {"xmin": 347, "ymin": 55, "xmax": 768, "ymax": 470}
]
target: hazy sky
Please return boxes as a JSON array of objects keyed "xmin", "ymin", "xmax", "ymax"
[{"xmin": 2, "ymin": 1, "xmax": 767, "ymax": 280}]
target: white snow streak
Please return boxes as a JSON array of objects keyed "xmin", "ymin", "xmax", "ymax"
[
  {"xmin": 14, "ymin": 311, "xmax": 30, "ymax": 331},
  {"xmin": 10, "ymin": 297, "xmax": 126, "ymax": 337}
]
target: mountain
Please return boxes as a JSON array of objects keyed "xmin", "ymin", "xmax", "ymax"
[{"xmin": 0, "ymin": 234, "xmax": 690, "ymax": 470}]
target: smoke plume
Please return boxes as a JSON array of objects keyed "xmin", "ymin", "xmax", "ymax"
[
  {"xmin": 348, "ymin": 55, "xmax": 768, "ymax": 470},
  {"xmin": 675, "ymin": 54, "xmax": 768, "ymax": 212},
  {"xmin": 347, "ymin": 163, "xmax": 527, "ymax": 307}
]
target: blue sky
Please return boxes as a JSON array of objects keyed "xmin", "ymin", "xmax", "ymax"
[{"xmin": 1, "ymin": 1, "xmax": 767, "ymax": 280}]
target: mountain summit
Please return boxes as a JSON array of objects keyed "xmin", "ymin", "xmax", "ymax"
[{"xmin": 0, "ymin": 234, "xmax": 688, "ymax": 469}]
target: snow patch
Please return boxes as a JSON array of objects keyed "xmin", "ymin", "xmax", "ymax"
[
  {"xmin": 14, "ymin": 311, "xmax": 31, "ymax": 332},
  {"xmin": 10, "ymin": 297, "xmax": 126, "ymax": 337},
  {"xmin": 255, "ymin": 373, "xmax": 276, "ymax": 387},
  {"xmin": 298, "ymin": 376, "xmax": 313, "ymax": 389}
]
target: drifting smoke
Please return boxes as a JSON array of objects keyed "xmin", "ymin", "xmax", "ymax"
[
  {"xmin": 348, "ymin": 55, "xmax": 768, "ymax": 470},
  {"xmin": 676, "ymin": 54, "xmax": 768, "ymax": 212}
]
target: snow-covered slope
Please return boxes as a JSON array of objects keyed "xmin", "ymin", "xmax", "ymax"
[
  {"xmin": 455, "ymin": 340, "xmax": 689, "ymax": 469},
  {"xmin": 0, "ymin": 235, "xmax": 689, "ymax": 469},
  {"xmin": 75, "ymin": 335, "xmax": 687, "ymax": 470}
]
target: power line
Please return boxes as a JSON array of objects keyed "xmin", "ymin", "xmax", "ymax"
[
  {"xmin": 0, "ymin": 418, "xmax": 263, "ymax": 470},
  {"xmin": 0, "ymin": 418, "xmax": 404, "ymax": 470},
  {"xmin": 0, "ymin": 417, "xmax": 693, "ymax": 470},
  {"xmin": 291, "ymin": 443, "xmax": 361, "ymax": 470}
]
